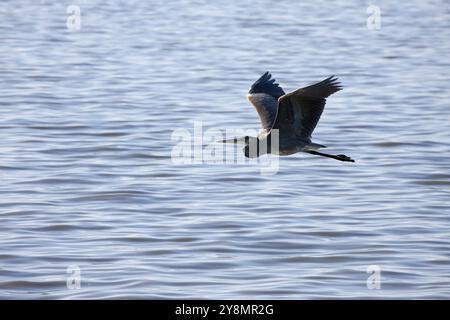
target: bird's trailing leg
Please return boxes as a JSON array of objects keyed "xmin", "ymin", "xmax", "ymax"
[{"xmin": 308, "ymin": 150, "xmax": 355, "ymax": 162}]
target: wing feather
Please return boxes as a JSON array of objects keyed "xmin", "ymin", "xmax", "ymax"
[
  {"xmin": 247, "ymin": 72, "xmax": 285, "ymax": 130},
  {"xmin": 271, "ymin": 76, "xmax": 342, "ymax": 139}
]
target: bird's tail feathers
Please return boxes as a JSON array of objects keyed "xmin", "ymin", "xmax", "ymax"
[{"xmin": 304, "ymin": 142, "xmax": 327, "ymax": 151}]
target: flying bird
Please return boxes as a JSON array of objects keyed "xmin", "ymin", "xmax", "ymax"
[{"xmin": 222, "ymin": 72, "xmax": 355, "ymax": 162}]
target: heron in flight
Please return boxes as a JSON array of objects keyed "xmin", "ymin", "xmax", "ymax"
[{"xmin": 222, "ymin": 72, "xmax": 355, "ymax": 162}]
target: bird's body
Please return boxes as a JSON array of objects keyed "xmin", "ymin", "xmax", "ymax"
[{"xmin": 222, "ymin": 72, "xmax": 354, "ymax": 162}]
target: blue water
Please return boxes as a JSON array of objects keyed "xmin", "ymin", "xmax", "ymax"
[{"xmin": 1, "ymin": 0, "xmax": 450, "ymax": 299}]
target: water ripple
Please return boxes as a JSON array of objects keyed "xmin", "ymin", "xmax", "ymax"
[{"xmin": 0, "ymin": 0, "xmax": 449, "ymax": 299}]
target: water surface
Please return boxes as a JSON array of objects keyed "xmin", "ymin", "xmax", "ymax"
[{"xmin": 0, "ymin": 0, "xmax": 450, "ymax": 299}]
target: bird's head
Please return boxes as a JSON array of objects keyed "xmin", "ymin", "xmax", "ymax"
[
  {"xmin": 243, "ymin": 144, "xmax": 259, "ymax": 158},
  {"xmin": 243, "ymin": 137, "xmax": 268, "ymax": 158}
]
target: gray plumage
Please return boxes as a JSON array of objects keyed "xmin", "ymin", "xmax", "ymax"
[{"xmin": 223, "ymin": 72, "xmax": 354, "ymax": 162}]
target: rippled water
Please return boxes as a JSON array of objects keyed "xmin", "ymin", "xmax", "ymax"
[{"xmin": 1, "ymin": 0, "xmax": 450, "ymax": 299}]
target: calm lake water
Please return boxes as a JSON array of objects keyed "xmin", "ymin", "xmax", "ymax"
[{"xmin": 1, "ymin": 0, "xmax": 450, "ymax": 299}]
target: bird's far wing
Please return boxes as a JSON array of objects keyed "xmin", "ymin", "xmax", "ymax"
[
  {"xmin": 271, "ymin": 76, "xmax": 342, "ymax": 139},
  {"xmin": 249, "ymin": 71, "xmax": 285, "ymax": 98},
  {"xmin": 247, "ymin": 72, "xmax": 285, "ymax": 130}
]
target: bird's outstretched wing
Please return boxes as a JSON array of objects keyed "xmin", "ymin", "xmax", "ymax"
[
  {"xmin": 271, "ymin": 76, "xmax": 342, "ymax": 139},
  {"xmin": 247, "ymin": 72, "xmax": 285, "ymax": 131}
]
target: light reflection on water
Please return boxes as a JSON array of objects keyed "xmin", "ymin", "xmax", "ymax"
[{"xmin": 0, "ymin": 0, "xmax": 449, "ymax": 299}]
